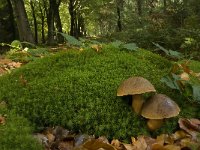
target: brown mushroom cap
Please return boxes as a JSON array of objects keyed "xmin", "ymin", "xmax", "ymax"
[
  {"xmin": 141, "ymin": 94, "xmax": 180, "ymax": 119},
  {"xmin": 117, "ymin": 77, "xmax": 156, "ymax": 96}
]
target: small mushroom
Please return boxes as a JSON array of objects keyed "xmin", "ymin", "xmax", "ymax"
[
  {"xmin": 117, "ymin": 77, "xmax": 156, "ymax": 114},
  {"xmin": 141, "ymin": 94, "xmax": 180, "ymax": 131}
]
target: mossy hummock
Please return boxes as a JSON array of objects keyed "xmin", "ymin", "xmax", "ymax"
[{"xmin": 0, "ymin": 45, "xmax": 199, "ymax": 141}]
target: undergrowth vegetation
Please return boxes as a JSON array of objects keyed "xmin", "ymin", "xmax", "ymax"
[
  {"xmin": 0, "ymin": 108, "xmax": 43, "ymax": 150},
  {"xmin": 0, "ymin": 45, "xmax": 200, "ymax": 141}
]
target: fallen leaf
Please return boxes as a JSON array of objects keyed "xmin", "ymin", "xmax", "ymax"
[
  {"xmin": 178, "ymin": 118, "xmax": 200, "ymax": 140},
  {"xmin": 179, "ymin": 72, "xmax": 189, "ymax": 81},
  {"xmin": 163, "ymin": 145, "xmax": 181, "ymax": 150},
  {"xmin": 52, "ymin": 126, "xmax": 70, "ymax": 140},
  {"xmin": 111, "ymin": 139, "xmax": 126, "ymax": 150},
  {"xmin": 0, "ymin": 101, "xmax": 7, "ymax": 108},
  {"xmin": 58, "ymin": 139, "xmax": 74, "ymax": 150},
  {"xmin": 83, "ymin": 139, "xmax": 117, "ymax": 150},
  {"xmin": 75, "ymin": 134, "xmax": 95, "ymax": 147},
  {"xmin": 98, "ymin": 136, "xmax": 109, "ymax": 144},
  {"xmin": 132, "ymin": 136, "xmax": 147, "ymax": 150},
  {"xmin": 91, "ymin": 44, "xmax": 102, "ymax": 52},
  {"xmin": 0, "ymin": 58, "xmax": 12, "ymax": 65},
  {"xmin": 0, "ymin": 67, "xmax": 6, "ymax": 75},
  {"xmin": 0, "ymin": 115, "xmax": 6, "ymax": 125},
  {"xmin": 171, "ymin": 130, "xmax": 190, "ymax": 141},
  {"xmin": 19, "ymin": 74, "xmax": 27, "ymax": 86}
]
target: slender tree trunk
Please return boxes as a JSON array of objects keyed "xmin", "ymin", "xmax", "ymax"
[
  {"xmin": 39, "ymin": 1, "xmax": 46, "ymax": 43},
  {"xmin": 116, "ymin": 0, "xmax": 123, "ymax": 32},
  {"xmin": 69, "ymin": 0, "xmax": 75, "ymax": 36},
  {"xmin": 47, "ymin": 0, "xmax": 56, "ymax": 45},
  {"xmin": 30, "ymin": 0, "xmax": 38, "ymax": 44},
  {"xmin": 54, "ymin": 0, "xmax": 63, "ymax": 43},
  {"xmin": 163, "ymin": 0, "xmax": 166, "ymax": 12},
  {"xmin": 7, "ymin": 0, "xmax": 17, "ymax": 40},
  {"xmin": 117, "ymin": 6, "xmax": 122, "ymax": 31},
  {"xmin": 136, "ymin": 0, "xmax": 142, "ymax": 16},
  {"xmin": 10, "ymin": 0, "xmax": 34, "ymax": 43}
]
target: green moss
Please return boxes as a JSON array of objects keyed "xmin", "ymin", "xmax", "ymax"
[
  {"xmin": 189, "ymin": 60, "xmax": 200, "ymax": 72},
  {"xmin": 0, "ymin": 108, "xmax": 43, "ymax": 150},
  {"xmin": 0, "ymin": 46, "xmax": 199, "ymax": 141}
]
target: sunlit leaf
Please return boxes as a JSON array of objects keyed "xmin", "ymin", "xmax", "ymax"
[
  {"xmin": 110, "ymin": 40, "xmax": 124, "ymax": 48},
  {"xmin": 57, "ymin": 32, "xmax": 82, "ymax": 46},
  {"xmin": 122, "ymin": 43, "xmax": 138, "ymax": 51}
]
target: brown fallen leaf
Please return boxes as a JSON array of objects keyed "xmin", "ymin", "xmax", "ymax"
[
  {"xmin": 19, "ymin": 74, "xmax": 27, "ymax": 86},
  {"xmin": 0, "ymin": 115, "xmax": 6, "ymax": 125},
  {"xmin": 132, "ymin": 136, "xmax": 147, "ymax": 150},
  {"xmin": 75, "ymin": 134, "xmax": 95, "ymax": 147},
  {"xmin": 83, "ymin": 139, "xmax": 117, "ymax": 150},
  {"xmin": 0, "ymin": 58, "xmax": 12, "ymax": 65},
  {"xmin": 111, "ymin": 139, "xmax": 126, "ymax": 150},
  {"xmin": 0, "ymin": 67, "xmax": 6, "ymax": 75},
  {"xmin": 178, "ymin": 118, "xmax": 200, "ymax": 141},
  {"xmin": 58, "ymin": 139, "xmax": 74, "ymax": 150},
  {"xmin": 171, "ymin": 130, "xmax": 190, "ymax": 141},
  {"xmin": 163, "ymin": 145, "xmax": 181, "ymax": 150},
  {"xmin": 91, "ymin": 44, "xmax": 102, "ymax": 52},
  {"xmin": 52, "ymin": 126, "xmax": 70, "ymax": 140},
  {"xmin": 179, "ymin": 138, "xmax": 200, "ymax": 149}
]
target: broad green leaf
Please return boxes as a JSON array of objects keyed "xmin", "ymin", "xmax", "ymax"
[
  {"xmin": 10, "ymin": 40, "xmax": 22, "ymax": 50},
  {"xmin": 122, "ymin": 43, "xmax": 138, "ymax": 51},
  {"xmin": 111, "ymin": 40, "xmax": 124, "ymax": 48},
  {"xmin": 192, "ymin": 85, "xmax": 200, "ymax": 103},
  {"xmin": 153, "ymin": 42, "xmax": 169, "ymax": 55},
  {"xmin": 169, "ymin": 50, "xmax": 183, "ymax": 59},
  {"xmin": 57, "ymin": 32, "xmax": 82, "ymax": 46},
  {"xmin": 160, "ymin": 76, "xmax": 179, "ymax": 90}
]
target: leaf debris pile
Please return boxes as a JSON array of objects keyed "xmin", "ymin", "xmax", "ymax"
[{"xmin": 33, "ymin": 118, "xmax": 200, "ymax": 150}]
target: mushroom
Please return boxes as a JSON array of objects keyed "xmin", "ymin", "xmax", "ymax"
[
  {"xmin": 117, "ymin": 77, "xmax": 156, "ymax": 114},
  {"xmin": 141, "ymin": 94, "xmax": 180, "ymax": 131}
]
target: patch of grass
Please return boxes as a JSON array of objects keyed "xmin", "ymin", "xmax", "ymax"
[
  {"xmin": 0, "ymin": 45, "xmax": 199, "ymax": 141},
  {"xmin": 0, "ymin": 108, "xmax": 43, "ymax": 150}
]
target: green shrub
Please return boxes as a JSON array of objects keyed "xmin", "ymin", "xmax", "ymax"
[
  {"xmin": 0, "ymin": 108, "xmax": 43, "ymax": 150},
  {"xmin": 0, "ymin": 46, "xmax": 199, "ymax": 141}
]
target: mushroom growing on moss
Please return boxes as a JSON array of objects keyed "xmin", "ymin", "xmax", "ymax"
[
  {"xmin": 117, "ymin": 77, "xmax": 156, "ymax": 114},
  {"xmin": 141, "ymin": 94, "xmax": 180, "ymax": 131}
]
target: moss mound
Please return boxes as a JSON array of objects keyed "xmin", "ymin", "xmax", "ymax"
[
  {"xmin": 0, "ymin": 45, "xmax": 199, "ymax": 140},
  {"xmin": 0, "ymin": 108, "xmax": 43, "ymax": 150}
]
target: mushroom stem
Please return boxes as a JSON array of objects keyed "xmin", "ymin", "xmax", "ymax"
[
  {"xmin": 147, "ymin": 119, "xmax": 164, "ymax": 131},
  {"xmin": 132, "ymin": 94, "xmax": 144, "ymax": 114}
]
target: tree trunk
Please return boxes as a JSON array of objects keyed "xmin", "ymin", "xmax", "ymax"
[
  {"xmin": 136, "ymin": 0, "xmax": 142, "ymax": 16},
  {"xmin": 10, "ymin": 0, "xmax": 34, "ymax": 43},
  {"xmin": 39, "ymin": 1, "xmax": 46, "ymax": 43},
  {"xmin": 54, "ymin": 0, "xmax": 64, "ymax": 43},
  {"xmin": 117, "ymin": 6, "xmax": 122, "ymax": 31},
  {"xmin": 69, "ymin": 0, "xmax": 76, "ymax": 37},
  {"xmin": 116, "ymin": 0, "xmax": 123, "ymax": 32},
  {"xmin": 163, "ymin": 0, "xmax": 166, "ymax": 12},
  {"xmin": 7, "ymin": 0, "xmax": 17, "ymax": 40},
  {"xmin": 47, "ymin": 0, "xmax": 56, "ymax": 45},
  {"xmin": 30, "ymin": 0, "xmax": 38, "ymax": 44}
]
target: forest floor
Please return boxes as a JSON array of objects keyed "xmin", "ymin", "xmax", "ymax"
[{"xmin": 0, "ymin": 47, "xmax": 200, "ymax": 150}]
